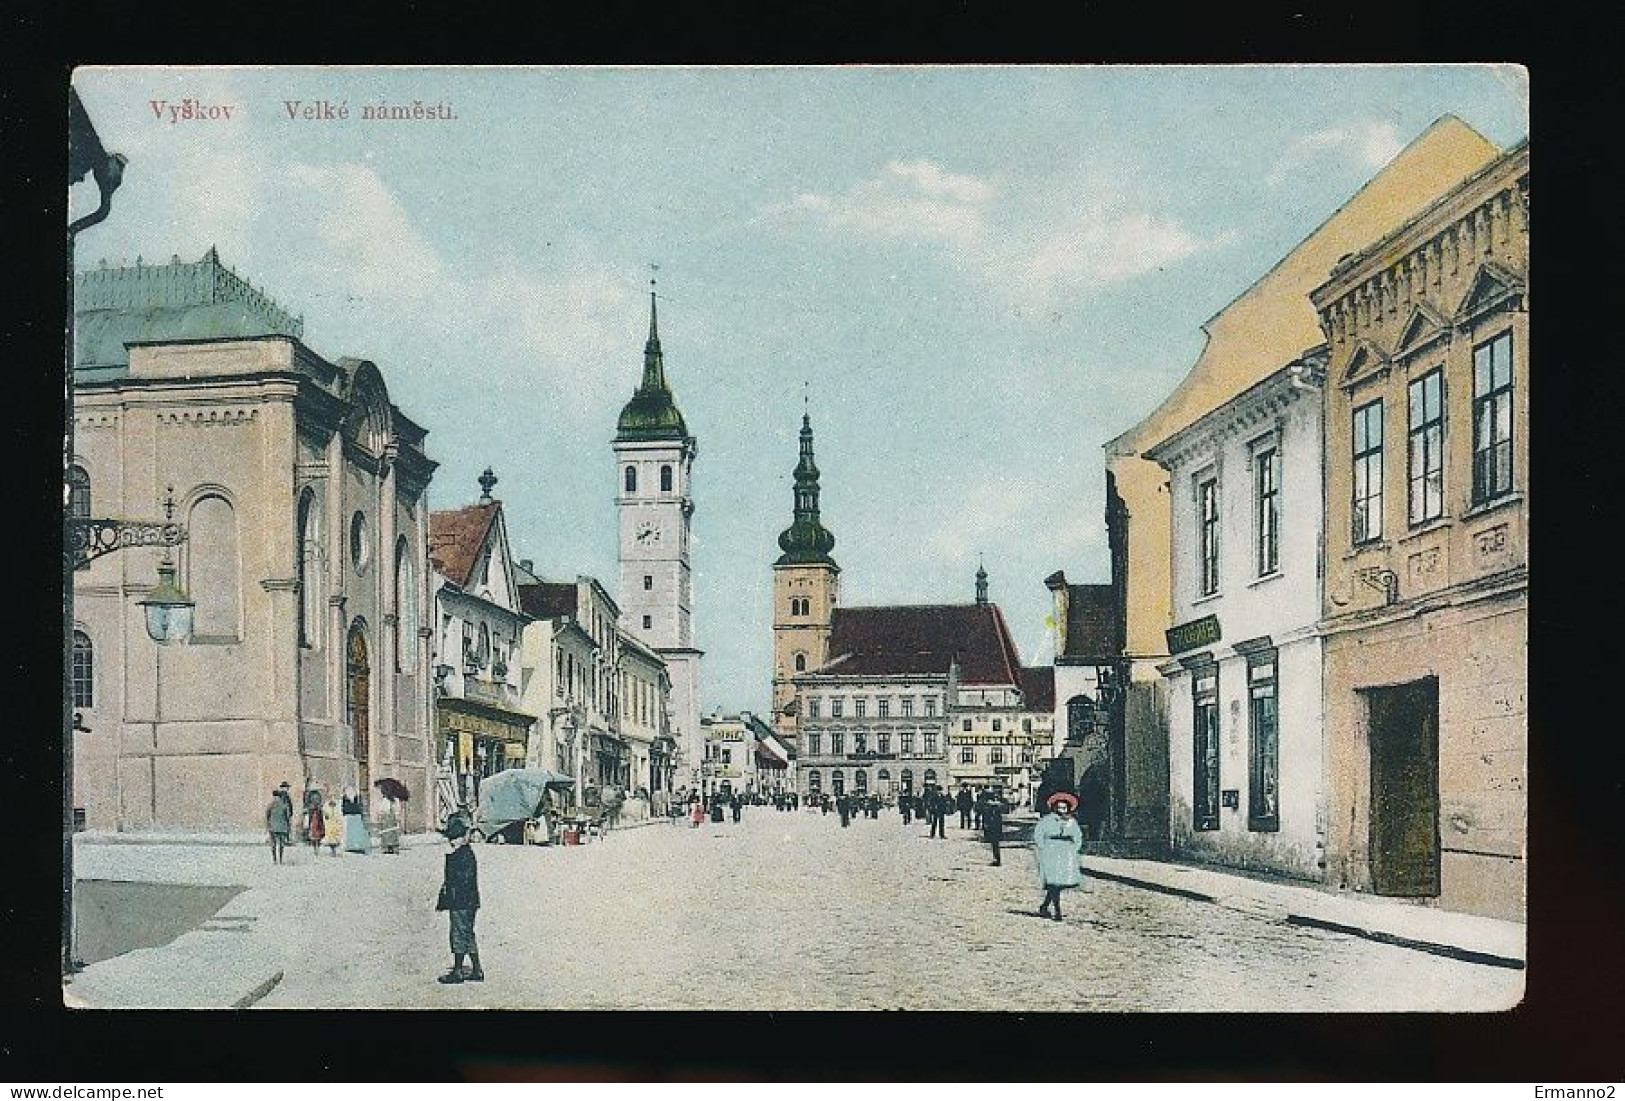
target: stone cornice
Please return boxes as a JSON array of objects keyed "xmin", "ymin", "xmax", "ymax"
[
  {"xmin": 1313, "ymin": 144, "xmax": 1529, "ymax": 312},
  {"xmin": 1318, "ymin": 566, "xmax": 1527, "ymax": 637},
  {"xmin": 1143, "ymin": 359, "xmax": 1321, "ymax": 471}
]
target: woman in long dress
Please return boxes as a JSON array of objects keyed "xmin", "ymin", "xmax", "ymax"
[
  {"xmin": 1033, "ymin": 790, "xmax": 1085, "ymax": 921},
  {"xmin": 341, "ymin": 784, "xmax": 372, "ymax": 854},
  {"xmin": 303, "ymin": 782, "xmax": 326, "ymax": 854},
  {"xmin": 377, "ymin": 795, "xmax": 402, "ymax": 854}
]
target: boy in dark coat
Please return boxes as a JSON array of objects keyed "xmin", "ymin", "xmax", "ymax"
[{"xmin": 436, "ymin": 818, "xmax": 483, "ymax": 984}]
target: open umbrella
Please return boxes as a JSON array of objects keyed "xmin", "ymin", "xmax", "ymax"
[
  {"xmin": 473, "ymin": 768, "xmax": 574, "ymax": 840},
  {"xmin": 374, "ymin": 777, "xmax": 410, "ymax": 802}
]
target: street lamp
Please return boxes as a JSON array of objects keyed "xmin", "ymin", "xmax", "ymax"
[{"xmin": 134, "ymin": 493, "xmax": 194, "ymax": 644}]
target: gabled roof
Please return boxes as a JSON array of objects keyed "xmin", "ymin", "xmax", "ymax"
[
  {"xmin": 517, "ymin": 581, "xmax": 578, "ymax": 621},
  {"xmin": 1061, "ymin": 584, "xmax": 1120, "ymax": 660},
  {"xmin": 1019, "ymin": 666, "xmax": 1055, "ymax": 713},
  {"xmin": 816, "ymin": 604, "xmax": 1022, "ymax": 686},
  {"xmin": 428, "ymin": 503, "xmax": 498, "ymax": 589}
]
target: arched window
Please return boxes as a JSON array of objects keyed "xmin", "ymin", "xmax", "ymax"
[
  {"xmin": 188, "ymin": 493, "xmax": 241, "ymax": 640},
  {"xmin": 924, "ymin": 769, "xmax": 938, "ymax": 785},
  {"xmin": 72, "ymin": 630, "xmax": 93, "ymax": 709},
  {"xmin": 794, "ymin": 653, "xmax": 807, "ymax": 673},
  {"xmin": 807, "ymin": 770, "xmax": 821, "ymax": 791},
  {"xmin": 624, "ymin": 465, "xmax": 637, "ymax": 493},
  {"xmin": 855, "ymin": 770, "xmax": 868, "ymax": 793},
  {"xmin": 395, "ymin": 537, "xmax": 417, "ymax": 671},
  {"xmin": 831, "ymin": 770, "xmax": 844, "ymax": 796},
  {"xmin": 296, "ymin": 489, "xmax": 319, "ymax": 649},
  {"xmin": 660, "ymin": 464, "xmax": 673, "ymax": 492},
  {"xmin": 69, "ymin": 466, "xmax": 91, "ymax": 520},
  {"xmin": 878, "ymin": 768, "xmax": 891, "ymax": 783},
  {"xmin": 901, "ymin": 769, "xmax": 914, "ymax": 793}
]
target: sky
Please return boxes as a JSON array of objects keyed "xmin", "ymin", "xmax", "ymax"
[{"xmin": 71, "ymin": 65, "xmax": 1529, "ymax": 713}]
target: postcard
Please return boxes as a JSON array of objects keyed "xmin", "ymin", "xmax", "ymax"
[{"xmin": 62, "ymin": 64, "xmax": 1528, "ymax": 1011}]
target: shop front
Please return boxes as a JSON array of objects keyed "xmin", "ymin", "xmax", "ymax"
[{"xmin": 436, "ymin": 697, "xmax": 536, "ymax": 818}]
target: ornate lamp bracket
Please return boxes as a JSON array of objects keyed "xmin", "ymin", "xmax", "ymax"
[
  {"xmin": 1357, "ymin": 567, "xmax": 1400, "ymax": 606},
  {"xmin": 70, "ymin": 488, "xmax": 188, "ymax": 570}
]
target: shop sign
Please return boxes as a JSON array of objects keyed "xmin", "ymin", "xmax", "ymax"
[{"xmin": 1166, "ymin": 614, "xmax": 1221, "ymax": 655}]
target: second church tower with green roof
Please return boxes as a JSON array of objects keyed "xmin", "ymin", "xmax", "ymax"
[{"xmin": 771, "ymin": 405, "xmax": 840, "ymax": 749}]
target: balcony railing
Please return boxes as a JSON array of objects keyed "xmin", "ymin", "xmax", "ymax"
[{"xmin": 460, "ymin": 676, "xmax": 522, "ymax": 711}]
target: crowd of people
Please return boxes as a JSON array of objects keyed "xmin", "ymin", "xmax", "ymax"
[{"xmin": 263, "ymin": 778, "xmax": 405, "ymax": 864}]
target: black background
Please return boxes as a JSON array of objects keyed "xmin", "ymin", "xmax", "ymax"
[{"xmin": 2, "ymin": 1, "xmax": 1618, "ymax": 1083}]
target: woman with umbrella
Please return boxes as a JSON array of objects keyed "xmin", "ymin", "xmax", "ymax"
[
  {"xmin": 375, "ymin": 778, "xmax": 409, "ymax": 854},
  {"xmin": 1033, "ymin": 790, "xmax": 1085, "ymax": 921}
]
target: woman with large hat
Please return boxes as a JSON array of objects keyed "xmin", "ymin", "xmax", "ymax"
[{"xmin": 1033, "ymin": 790, "xmax": 1085, "ymax": 921}]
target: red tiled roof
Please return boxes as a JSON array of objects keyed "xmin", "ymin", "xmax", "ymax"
[
  {"xmin": 1019, "ymin": 666, "xmax": 1055, "ymax": 712},
  {"xmin": 428, "ymin": 503, "xmax": 497, "ymax": 588},
  {"xmin": 1062, "ymin": 584, "xmax": 1120, "ymax": 659},
  {"xmin": 517, "ymin": 581, "xmax": 577, "ymax": 621},
  {"xmin": 818, "ymin": 604, "xmax": 1023, "ymax": 686}
]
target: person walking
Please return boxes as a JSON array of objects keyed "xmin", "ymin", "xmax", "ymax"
[
  {"xmin": 341, "ymin": 784, "xmax": 371, "ymax": 854},
  {"xmin": 900, "ymin": 794, "xmax": 913, "ymax": 825},
  {"xmin": 303, "ymin": 782, "xmax": 326, "ymax": 854},
  {"xmin": 266, "ymin": 789, "xmax": 291, "ymax": 864},
  {"xmin": 837, "ymin": 793, "xmax": 851, "ymax": 828},
  {"xmin": 956, "ymin": 786, "xmax": 974, "ymax": 830},
  {"xmin": 322, "ymin": 794, "xmax": 343, "ymax": 855},
  {"xmin": 435, "ymin": 817, "xmax": 483, "ymax": 984},
  {"xmin": 928, "ymin": 789, "xmax": 947, "ymax": 839},
  {"xmin": 378, "ymin": 796, "xmax": 403, "ymax": 855},
  {"xmin": 981, "ymin": 791, "xmax": 1005, "ymax": 866},
  {"xmin": 730, "ymin": 793, "xmax": 742, "ymax": 824},
  {"xmin": 1033, "ymin": 791, "xmax": 1085, "ymax": 921},
  {"xmin": 690, "ymin": 796, "xmax": 704, "ymax": 829}
]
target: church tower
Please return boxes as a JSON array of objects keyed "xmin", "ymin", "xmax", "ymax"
[
  {"xmin": 771, "ymin": 405, "xmax": 839, "ymax": 745},
  {"xmin": 615, "ymin": 285, "xmax": 703, "ymax": 779}
]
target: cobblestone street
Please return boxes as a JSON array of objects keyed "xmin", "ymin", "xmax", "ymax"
[{"xmin": 67, "ymin": 808, "xmax": 1519, "ymax": 1011}]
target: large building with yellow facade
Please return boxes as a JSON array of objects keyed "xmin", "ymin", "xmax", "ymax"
[
  {"xmin": 70, "ymin": 250, "xmax": 439, "ymax": 831},
  {"xmin": 1310, "ymin": 141, "xmax": 1528, "ymax": 921},
  {"xmin": 1103, "ymin": 116, "xmax": 1506, "ymax": 850}
]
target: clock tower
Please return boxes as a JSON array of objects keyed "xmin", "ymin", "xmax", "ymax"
[
  {"xmin": 771, "ymin": 406, "xmax": 839, "ymax": 746},
  {"xmin": 615, "ymin": 286, "xmax": 703, "ymax": 778}
]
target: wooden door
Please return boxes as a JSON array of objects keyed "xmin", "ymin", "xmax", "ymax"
[
  {"xmin": 347, "ymin": 624, "xmax": 371, "ymax": 796},
  {"xmin": 1368, "ymin": 678, "xmax": 1440, "ymax": 897}
]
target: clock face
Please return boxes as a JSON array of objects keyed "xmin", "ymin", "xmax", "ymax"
[{"xmin": 636, "ymin": 520, "xmax": 662, "ymax": 544}]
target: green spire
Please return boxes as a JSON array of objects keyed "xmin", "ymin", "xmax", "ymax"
[
  {"xmin": 616, "ymin": 284, "xmax": 689, "ymax": 441},
  {"xmin": 776, "ymin": 407, "xmax": 837, "ymax": 567}
]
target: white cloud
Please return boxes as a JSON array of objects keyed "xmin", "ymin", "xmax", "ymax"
[
  {"xmin": 284, "ymin": 163, "xmax": 443, "ymax": 300},
  {"xmin": 781, "ymin": 158, "xmax": 993, "ymax": 245},
  {"xmin": 769, "ymin": 158, "xmax": 1222, "ymax": 308},
  {"xmin": 1267, "ymin": 120, "xmax": 1405, "ymax": 187}
]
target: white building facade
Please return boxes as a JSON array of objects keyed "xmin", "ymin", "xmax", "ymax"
[
  {"xmin": 428, "ymin": 475, "xmax": 536, "ymax": 820},
  {"xmin": 1144, "ymin": 354, "xmax": 1329, "ymax": 880}
]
